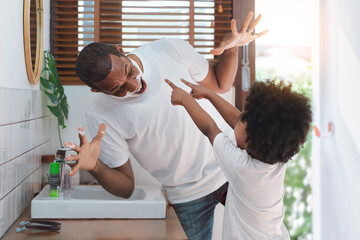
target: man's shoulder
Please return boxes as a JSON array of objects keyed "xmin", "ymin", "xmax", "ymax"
[
  {"xmin": 154, "ymin": 38, "xmax": 187, "ymax": 45},
  {"xmin": 138, "ymin": 38, "xmax": 190, "ymax": 52},
  {"xmin": 85, "ymin": 95, "xmax": 134, "ymax": 127},
  {"xmin": 86, "ymin": 94, "xmax": 118, "ymax": 115}
]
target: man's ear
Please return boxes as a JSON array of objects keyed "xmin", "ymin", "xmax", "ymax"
[
  {"xmin": 91, "ymin": 88, "xmax": 100, "ymax": 93},
  {"xmin": 114, "ymin": 45, "xmax": 125, "ymax": 55}
]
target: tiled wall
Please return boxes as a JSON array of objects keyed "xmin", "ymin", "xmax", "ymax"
[{"xmin": 0, "ymin": 87, "xmax": 49, "ymax": 237}]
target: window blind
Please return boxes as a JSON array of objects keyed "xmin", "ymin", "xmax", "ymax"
[
  {"xmin": 30, "ymin": 0, "xmax": 37, "ymax": 67},
  {"xmin": 51, "ymin": 0, "xmax": 233, "ymax": 85}
]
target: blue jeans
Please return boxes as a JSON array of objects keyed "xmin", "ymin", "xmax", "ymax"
[{"xmin": 172, "ymin": 182, "xmax": 228, "ymax": 240}]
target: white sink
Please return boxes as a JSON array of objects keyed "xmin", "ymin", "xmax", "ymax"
[{"xmin": 31, "ymin": 185, "xmax": 166, "ymax": 219}]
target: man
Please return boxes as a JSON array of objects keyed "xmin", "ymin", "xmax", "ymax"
[{"xmin": 65, "ymin": 12, "xmax": 267, "ymax": 239}]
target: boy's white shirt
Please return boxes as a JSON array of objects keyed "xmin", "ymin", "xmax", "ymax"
[
  {"xmin": 213, "ymin": 132, "xmax": 290, "ymax": 240},
  {"xmin": 86, "ymin": 39, "xmax": 229, "ymax": 204}
]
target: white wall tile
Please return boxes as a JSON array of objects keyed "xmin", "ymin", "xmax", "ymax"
[
  {"xmin": 0, "ymin": 88, "xmax": 4, "ymax": 125},
  {"xmin": 0, "ymin": 168, "xmax": 42, "ymax": 238},
  {"xmin": 12, "ymin": 124, "xmax": 19, "ymax": 159},
  {"xmin": 5, "ymin": 195, "xmax": 10, "ymax": 233},
  {"xmin": 0, "ymin": 158, "xmax": 12, "ymax": 199},
  {"xmin": 0, "ymin": 164, "xmax": 4, "ymax": 199},
  {"xmin": 0, "ymin": 195, "xmax": 4, "ymax": 237},
  {"xmin": 0, "ymin": 163, "xmax": 9, "ymax": 199},
  {"xmin": 0, "ymin": 88, "xmax": 47, "ymax": 125},
  {"xmin": 16, "ymin": 185, "xmax": 21, "ymax": 218},
  {"xmin": 0, "ymin": 148, "xmax": 44, "ymax": 233},
  {"xmin": 22, "ymin": 89, "xmax": 33, "ymax": 121},
  {"xmin": 0, "ymin": 126, "xmax": 8, "ymax": 164},
  {"xmin": 0, "ymin": 87, "xmax": 49, "ymax": 238},
  {"xmin": 9, "ymin": 160, "xmax": 16, "ymax": 193},
  {"xmin": 9, "ymin": 89, "xmax": 18, "ymax": 124},
  {"xmin": 0, "ymin": 125, "xmax": 10, "ymax": 163},
  {"xmin": 0, "ymin": 89, "xmax": 10, "ymax": 124}
]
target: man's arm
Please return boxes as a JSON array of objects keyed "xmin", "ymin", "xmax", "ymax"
[
  {"xmin": 89, "ymin": 159, "xmax": 134, "ymax": 198},
  {"xmin": 165, "ymin": 80, "xmax": 221, "ymax": 144},
  {"xmin": 199, "ymin": 47, "xmax": 238, "ymax": 93},
  {"xmin": 65, "ymin": 124, "xmax": 135, "ymax": 198},
  {"xmin": 181, "ymin": 79, "xmax": 241, "ymax": 129},
  {"xmin": 198, "ymin": 12, "xmax": 268, "ymax": 93}
]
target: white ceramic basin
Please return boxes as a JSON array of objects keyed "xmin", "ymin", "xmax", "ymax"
[{"xmin": 31, "ymin": 185, "xmax": 166, "ymax": 219}]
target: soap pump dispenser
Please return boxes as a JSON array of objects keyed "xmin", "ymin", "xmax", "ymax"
[{"xmin": 49, "ymin": 162, "xmax": 60, "ymax": 197}]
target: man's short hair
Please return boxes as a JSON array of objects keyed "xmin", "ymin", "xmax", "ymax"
[
  {"xmin": 241, "ymin": 79, "xmax": 312, "ymax": 164},
  {"xmin": 75, "ymin": 42, "xmax": 124, "ymax": 89}
]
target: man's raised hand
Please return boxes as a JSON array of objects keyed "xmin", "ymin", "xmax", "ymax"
[
  {"xmin": 211, "ymin": 11, "xmax": 268, "ymax": 55},
  {"xmin": 64, "ymin": 123, "xmax": 106, "ymax": 176}
]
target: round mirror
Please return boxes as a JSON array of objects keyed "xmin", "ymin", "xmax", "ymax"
[{"xmin": 24, "ymin": 0, "xmax": 43, "ymax": 84}]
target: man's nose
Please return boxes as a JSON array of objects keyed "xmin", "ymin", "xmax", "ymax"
[{"xmin": 127, "ymin": 77, "xmax": 138, "ymax": 91}]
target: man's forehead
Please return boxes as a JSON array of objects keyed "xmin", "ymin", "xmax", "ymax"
[
  {"xmin": 109, "ymin": 53, "xmax": 124, "ymax": 61},
  {"xmin": 109, "ymin": 54, "xmax": 127, "ymax": 69}
]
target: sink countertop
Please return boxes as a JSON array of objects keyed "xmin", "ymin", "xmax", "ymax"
[{"xmin": 1, "ymin": 205, "xmax": 187, "ymax": 240}]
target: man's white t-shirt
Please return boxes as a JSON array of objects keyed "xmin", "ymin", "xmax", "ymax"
[
  {"xmin": 213, "ymin": 133, "xmax": 290, "ymax": 240},
  {"xmin": 86, "ymin": 39, "xmax": 228, "ymax": 204}
]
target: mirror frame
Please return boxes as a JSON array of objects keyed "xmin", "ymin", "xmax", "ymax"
[{"xmin": 23, "ymin": 0, "xmax": 43, "ymax": 85}]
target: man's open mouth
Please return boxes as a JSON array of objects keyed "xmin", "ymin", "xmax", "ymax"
[{"xmin": 134, "ymin": 77, "xmax": 147, "ymax": 95}]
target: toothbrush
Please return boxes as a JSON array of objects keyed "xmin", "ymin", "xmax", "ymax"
[
  {"xmin": 19, "ymin": 219, "xmax": 61, "ymax": 226},
  {"xmin": 16, "ymin": 225, "xmax": 60, "ymax": 233}
]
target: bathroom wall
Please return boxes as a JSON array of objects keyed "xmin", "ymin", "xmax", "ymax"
[
  {"xmin": 312, "ymin": 0, "xmax": 360, "ymax": 239},
  {"xmin": 0, "ymin": 0, "xmax": 51, "ymax": 238}
]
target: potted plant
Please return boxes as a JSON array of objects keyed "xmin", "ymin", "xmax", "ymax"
[
  {"xmin": 40, "ymin": 50, "xmax": 69, "ymax": 147},
  {"xmin": 40, "ymin": 50, "xmax": 70, "ymax": 169}
]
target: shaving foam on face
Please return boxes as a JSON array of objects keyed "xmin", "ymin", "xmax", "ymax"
[{"xmin": 119, "ymin": 56, "xmax": 144, "ymax": 98}]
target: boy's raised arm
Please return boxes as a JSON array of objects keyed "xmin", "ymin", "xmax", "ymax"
[
  {"xmin": 165, "ymin": 79, "xmax": 221, "ymax": 144},
  {"xmin": 181, "ymin": 79, "xmax": 241, "ymax": 129}
]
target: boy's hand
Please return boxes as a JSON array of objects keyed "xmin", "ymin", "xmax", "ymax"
[
  {"xmin": 210, "ymin": 11, "xmax": 268, "ymax": 55},
  {"xmin": 181, "ymin": 79, "xmax": 211, "ymax": 99},
  {"xmin": 165, "ymin": 79, "xmax": 190, "ymax": 106}
]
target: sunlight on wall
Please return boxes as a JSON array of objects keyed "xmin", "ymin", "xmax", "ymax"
[
  {"xmin": 338, "ymin": 27, "xmax": 360, "ymax": 154},
  {"xmin": 256, "ymin": 0, "xmax": 315, "ymax": 47}
]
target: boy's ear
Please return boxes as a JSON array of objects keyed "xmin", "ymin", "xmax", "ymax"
[{"xmin": 114, "ymin": 45, "xmax": 125, "ymax": 55}]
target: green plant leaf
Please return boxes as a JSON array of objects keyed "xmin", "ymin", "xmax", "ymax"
[
  {"xmin": 46, "ymin": 51, "xmax": 60, "ymax": 82},
  {"xmin": 63, "ymin": 95, "xmax": 70, "ymax": 108},
  {"xmin": 40, "ymin": 76, "xmax": 56, "ymax": 91},
  {"xmin": 48, "ymin": 71, "xmax": 57, "ymax": 85},
  {"xmin": 47, "ymin": 105, "xmax": 61, "ymax": 118},
  {"xmin": 58, "ymin": 84, "xmax": 65, "ymax": 96},
  {"xmin": 44, "ymin": 53, "xmax": 56, "ymax": 84},
  {"xmin": 44, "ymin": 91, "xmax": 60, "ymax": 105},
  {"xmin": 41, "ymin": 67, "xmax": 50, "ymax": 73},
  {"xmin": 60, "ymin": 95, "xmax": 69, "ymax": 119}
]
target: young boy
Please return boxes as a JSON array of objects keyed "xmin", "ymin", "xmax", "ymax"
[{"xmin": 165, "ymin": 78, "xmax": 312, "ymax": 240}]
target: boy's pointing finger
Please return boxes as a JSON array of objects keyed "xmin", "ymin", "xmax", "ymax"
[
  {"xmin": 180, "ymin": 78, "xmax": 194, "ymax": 88},
  {"xmin": 164, "ymin": 79, "xmax": 177, "ymax": 89}
]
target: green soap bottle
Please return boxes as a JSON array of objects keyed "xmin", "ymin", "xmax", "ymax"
[{"xmin": 49, "ymin": 162, "xmax": 60, "ymax": 197}]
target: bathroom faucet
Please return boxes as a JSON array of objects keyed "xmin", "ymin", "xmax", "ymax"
[{"xmin": 54, "ymin": 147, "xmax": 76, "ymax": 193}]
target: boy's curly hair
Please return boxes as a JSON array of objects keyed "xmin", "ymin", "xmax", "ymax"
[{"xmin": 241, "ymin": 79, "xmax": 312, "ymax": 164}]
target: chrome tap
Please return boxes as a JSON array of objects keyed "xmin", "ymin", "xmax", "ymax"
[{"xmin": 54, "ymin": 147, "xmax": 76, "ymax": 193}]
